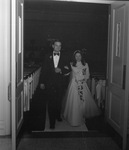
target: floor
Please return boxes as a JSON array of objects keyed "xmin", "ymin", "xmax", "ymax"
[
  {"xmin": 0, "ymin": 136, "xmax": 11, "ymax": 150},
  {"xmin": 1, "ymin": 131, "xmax": 129, "ymax": 150},
  {"xmin": 17, "ymin": 112, "xmax": 123, "ymax": 150},
  {"xmin": 16, "ymin": 87, "xmax": 126, "ymax": 150},
  {"xmin": 1, "ymin": 87, "xmax": 129, "ymax": 150},
  {"xmin": 17, "ymin": 136, "xmax": 122, "ymax": 150}
]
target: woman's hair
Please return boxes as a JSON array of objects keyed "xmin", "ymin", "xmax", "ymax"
[{"xmin": 72, "ymin": 50, "xmax": 86, "ymax": 66}]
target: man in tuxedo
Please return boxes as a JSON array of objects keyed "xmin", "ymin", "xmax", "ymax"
[{"xmin": 40, "ymin": 39, "xmax": 70, "ymax": 129}]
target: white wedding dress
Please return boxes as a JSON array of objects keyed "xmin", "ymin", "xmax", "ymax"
[{"xmin": 63, "ymin": 62, "xmax": 101, "ymax": 126}]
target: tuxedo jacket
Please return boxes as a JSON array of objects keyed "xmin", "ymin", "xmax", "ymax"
[{"xmin": 39, "ymin": 51, "xmax": 71, "ymax": 90}]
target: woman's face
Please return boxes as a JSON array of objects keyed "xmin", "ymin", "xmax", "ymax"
[{"xmin": 75, "ymin": 53, "xmax": 82, "ymax": 62}]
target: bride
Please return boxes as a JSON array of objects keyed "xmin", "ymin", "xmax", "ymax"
[{"xmin": 63, "ymin": 50, "xmax": 101, "ymax": 127}]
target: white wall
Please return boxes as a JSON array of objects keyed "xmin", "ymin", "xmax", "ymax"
[{"xmin": 0, "ymin": 0, "xmax": 11, "ymax": 135}]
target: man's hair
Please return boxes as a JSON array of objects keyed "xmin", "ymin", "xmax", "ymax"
[{"xmin": 52, "ymin": 39, "xmax": 61, "ymax": 45}]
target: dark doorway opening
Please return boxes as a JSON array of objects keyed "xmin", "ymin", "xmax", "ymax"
[{"xmin": 23, "ymin": 0, "xmax": 110, "ymax": 135}]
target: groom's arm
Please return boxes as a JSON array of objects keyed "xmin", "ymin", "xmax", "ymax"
[
  {"xmin": 39, "ymin": 54, "xmax": 49, "ymax": 89},
  {"xmin": 61, "ymin": 55, "xmax": 71, "ymax": 75},
  {"xmin": 63, "ymin": 63, "xmax": 71, "ymax": 76}
]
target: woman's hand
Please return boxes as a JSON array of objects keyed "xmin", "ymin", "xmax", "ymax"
[{"xmin": 55, "ymin": 67, "xmax": 62, "ymax": 74}]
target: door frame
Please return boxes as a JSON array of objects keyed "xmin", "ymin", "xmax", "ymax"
[
  {"xmin": 122, "ymin": 2, "xmax": 129, "ymax": 148},
  {"xmin": 11, "ymin": 0, "xmax": 17, "ymax": 150},
  {"xmin": 11, "ymin": 1, "xmax": 129, "ymax": 150}
]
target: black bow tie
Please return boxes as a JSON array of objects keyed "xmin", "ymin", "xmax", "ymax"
[{"xmin": 53, "ymin": 52, "xmax": 60, "ymax": 56}]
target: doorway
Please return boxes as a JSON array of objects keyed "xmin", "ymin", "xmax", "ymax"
[
  {"xmin": 11, "ymin": 1, "xmax": 129, "ymax": 150},
  {"xmin": 22, "ymin": 0, "xmax": 109, "ymax": 134}
]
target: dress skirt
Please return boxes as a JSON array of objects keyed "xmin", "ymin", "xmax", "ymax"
[{"xmin": 63, "ymin": 78, "xmax": 101, "ymax": 126}]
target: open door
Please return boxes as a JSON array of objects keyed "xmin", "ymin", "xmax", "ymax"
[
  {"xmin": 11, "ymin": 0, "xmax": 24, "ymax": 150},
  {"xmin": 16, "ymin": 0, "xmax": 24, "ymax": 136},
  {"xmin": 106, "ymin": 2, "xmax": 129, "ymax": 150}
]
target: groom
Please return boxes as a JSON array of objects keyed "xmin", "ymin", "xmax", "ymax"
[{"xmin": 40, "ymin": 39, "xmax": 70, "ymax": 129}]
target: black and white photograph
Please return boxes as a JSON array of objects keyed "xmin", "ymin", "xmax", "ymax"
[{"xmin": 0, "ymin": 0, "xmax": 129, "ymax": 150}]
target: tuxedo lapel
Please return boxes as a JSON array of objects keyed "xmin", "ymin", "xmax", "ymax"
[{"xmin": 57, "ymin": 52, "xmax": 62, "ymax": 68}]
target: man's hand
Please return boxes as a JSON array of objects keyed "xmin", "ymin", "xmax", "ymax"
[
  {"xmin": 55, "ymin": 67, "xmax": 62, "ymax": 74},
  {"xmin": 40, "ymin": 83, "xmax": 45, "ymax": 90}
]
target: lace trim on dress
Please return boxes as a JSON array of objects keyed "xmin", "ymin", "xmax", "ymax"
[{"xmin": 75, "ymin": 79, "xmax": 85, "ymax": 102}]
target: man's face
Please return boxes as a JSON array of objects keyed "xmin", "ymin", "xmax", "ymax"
[{"xmin": 53, "ymin": 41, "xmax": 61, "ymax": 52}]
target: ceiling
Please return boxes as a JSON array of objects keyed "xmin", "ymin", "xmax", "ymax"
[{"xmin": 25, "ymin": 0, "xmax": 115, "ymax": 4}]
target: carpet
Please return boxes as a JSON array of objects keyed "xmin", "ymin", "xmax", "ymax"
[
  {"xmin": 17, "ymin": 137, "xmax": 121, "ymax": 150},
  {"xmin": 44, "ymin": 112, "xmax": 88, "ymax": 132},
  {"xmin": 32, "ymin": 108, "xmax": 88, "ymax": 132}
]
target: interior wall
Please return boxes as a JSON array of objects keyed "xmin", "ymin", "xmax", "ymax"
[
  {"xmin": 24, "ymin": 2, "xmax": 109, "ymax": 73},
  {"xmin": 0, "ymin": 0, "xmax": 11, "ymax": 135}
]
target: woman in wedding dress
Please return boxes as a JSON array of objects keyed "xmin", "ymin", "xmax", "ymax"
[{"xmin": 63, "ymin": 50, "xmax": 101, "ymax": 126}]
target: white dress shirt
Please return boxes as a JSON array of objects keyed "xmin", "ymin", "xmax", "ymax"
[{"xmin": 53, "ymin": 52, "xmax": 60, "ymax": 68}]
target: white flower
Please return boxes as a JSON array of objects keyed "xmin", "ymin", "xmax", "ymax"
[{"xmin": 64, "ymin": 66, "xmax": 69, "ymax": 69}]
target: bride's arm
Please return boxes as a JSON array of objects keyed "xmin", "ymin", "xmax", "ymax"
[{"xmin": 68, "ymin": 63, "xmax": 73, "ymax": 79}]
